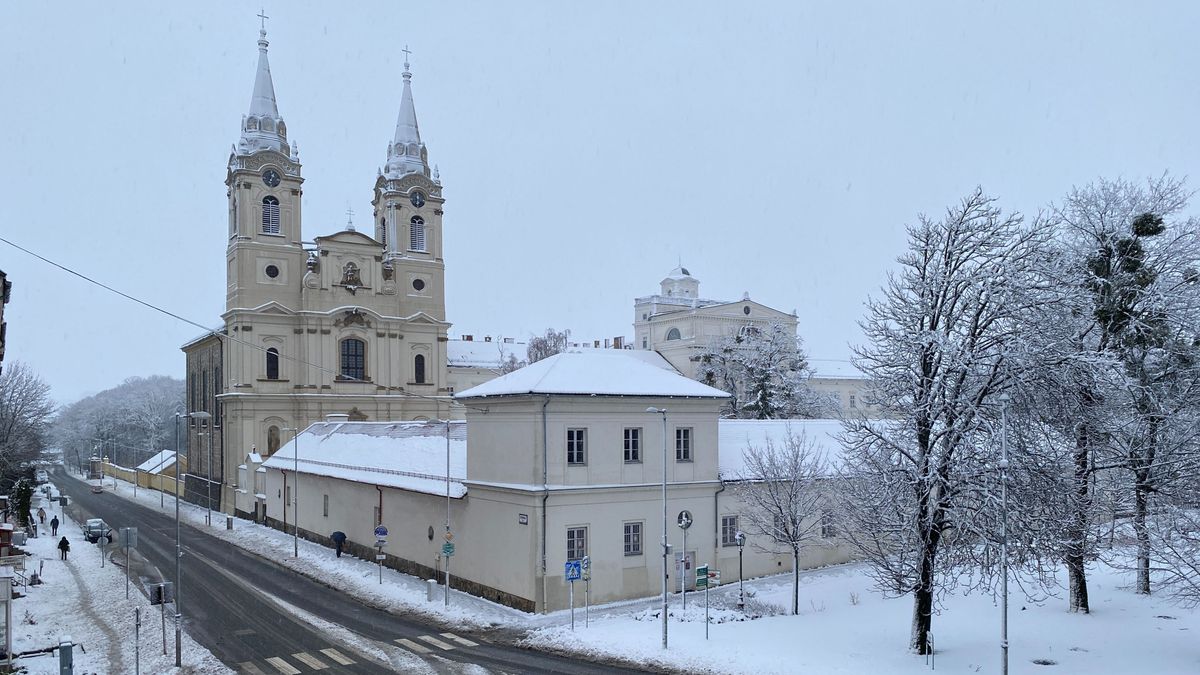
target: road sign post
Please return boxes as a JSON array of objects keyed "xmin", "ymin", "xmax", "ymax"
[
  {"xmin": 564, "ymin": 560, "xmax": 582, "ymax": 631},
  {"xmin": 121, "ymin": 527, "xmax": 138, "ymax": 599},
  {"xmin": 443, "ymin": 532, "xmax": 454, "ymax": 607},
  {"xmin": 582, "ymin": 556, "xmax": 591, "ymax": 628}
]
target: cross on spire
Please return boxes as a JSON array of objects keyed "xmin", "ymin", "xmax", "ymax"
[
  {"xmin": 258, "ymin": 9, "xmax": 269, "ymax": 31},
  {"xmin": 346, "ymin": 205, "xmax": 355, "ymax": 225}
]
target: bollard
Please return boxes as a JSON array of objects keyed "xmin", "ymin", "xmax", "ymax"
[
  {"xmin": 58, "ymin": 635, "xmax": 73, "ymax": 674},
  {"xmin": 226, "ymin": 516, "xmax": 233, "ymax": 531},
  {"xmin": 427, "ymin": 579, "xmax": 437, "ymax": 602}
]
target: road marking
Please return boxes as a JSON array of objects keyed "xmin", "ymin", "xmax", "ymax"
[
  {"xmin": 238, "ymin": 662, "xmax": 268, "ymax": 675},
  {"xmin": 264, "ymin": 656, "xmax": 301, "ymax": 674},
  {"xmin": 292, "ymin": 651, "xmax": 328, "ymax": 669},
  {"xmin": 440, "ymin": 632, "xmax": 479, "ymax": 647},
  {"xmin": 395, "ymin": 637, "xmax": 432, "ymax": 653},
  {"xmin": 233, "ymin": 629, "xmax": 256, "ymax": 637},
  {"xmin": 417, "ymin": 634, "xmax": 455, "ymax": 650},
  {"xmin": 319, "ymin": 648, "xmax": 355, "ymax": 665}
]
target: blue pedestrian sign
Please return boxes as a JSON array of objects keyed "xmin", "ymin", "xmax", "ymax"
[
  {"xmin": 565, "ymin": 560, "xmax": 582, "ymax": 581},
  {"xmin": 374, "ymin": 525, "xmax": 388, "ymax": 538}
]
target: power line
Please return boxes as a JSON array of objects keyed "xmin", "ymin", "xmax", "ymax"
[{"xmin": 0, "ymin": 236, "xmax": 479, "ymax": 412}]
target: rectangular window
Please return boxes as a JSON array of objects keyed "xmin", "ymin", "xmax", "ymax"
[
  {"xmin": 285, "ymin": 485, "xmax": 292, "ymax": 506},
  {"xmin": 623, "ymin": 522, "xmax": 643, "ymax": 556},
  {"xmin": 567, "ymin": 428, "xmax": 587, "ymax": 465},
  {"xmin": 323, "ymin": 494, "xmax": 329, "ymax": 517},
  {"xmin": 721, "ymin": 515, "xmax": 739, "ymax": 547},
  {"xmin": 849, "ymin": 393, "xmax": 857, "ymax": 408},
  {"xmin": 675, "ymin": 427, "xmax": 693, "ymax": 462},
  {"xmin": 567, "ymin": 526, "xmax": 588, "ymax": 561},
  {"xmin": 821, "ymin": 510, "xmax": 838, "ymax": 539},
  {"xmin": 623, "ymin": 427, "xmax": 641, "ymax": 463},
  {"xmin": 773, "ymin": 513, "xmax": 788, "ymax": 542}
]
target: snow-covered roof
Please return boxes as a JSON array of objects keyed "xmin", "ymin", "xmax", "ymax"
[
  {"xmin": 718, "ymin": 419, "xmax": 846, "ymax": 478},
  {"xmin": 136, "ymin": 450, "xmax": 176, "ymax": 474},
  {"xmin": 447, "ymin": 339, "xmax": 526, "ymax": 369},
  {"xmin": 262, "ymin": 421, "xmax": 466, "ymax": 498},
  {"xmin": 455, "ymin": 350, "xmax": 730, "ymax": 399},
  {"xmin": 179, "ymin": 327, "xmax": 225, "ymax": 351},
  {"xmin": 808, "ymin": 359, "xmax": 865, "ymax": 380}
]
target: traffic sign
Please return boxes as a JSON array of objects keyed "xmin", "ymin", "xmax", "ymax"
[
  {"xmin": 442, "ymin": 541, "xmax": 455, "ymax": 557},
  {"xmin": 677, "ymin": 510, "xmax": 693, "ymax": 530},
  {"xmin": 696, "ymin": 564, "xmax": 709, "ymax": 589},
  {"xmin": 564, "ymin": 560, "xmax": 582, "ymax": 581},
  {"xmin": 374, "ymin": 525, "xmax": 388, "ymax": 538}
]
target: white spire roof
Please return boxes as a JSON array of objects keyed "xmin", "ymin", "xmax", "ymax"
[
  {"xmin": 384, "ymin": 55, "xmax": 430, "ymax": 179},
  {"xmin": 236, "ymin": 28, "xmax": 290, "ymax": 156}
]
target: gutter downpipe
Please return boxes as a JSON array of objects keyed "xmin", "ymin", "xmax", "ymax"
[
  {"xmin": 540, "ymin": 395, "xmax": 550, "ymax": 613},
  {"xmin": 714, "ymin": 477, "xmax": 726, "ymax": 551}
]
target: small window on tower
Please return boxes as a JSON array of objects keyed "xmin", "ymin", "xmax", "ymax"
[
  {"xmin": 410, "ymin": 216, "xmax": 426, "ymax": 252},
  {"xmin": 412, "ymin": 278, "xmax": 426, "ymax": 292},
  {"xmin": 262, "ymin": 196, "xmax": 281, "ymax": 235}
]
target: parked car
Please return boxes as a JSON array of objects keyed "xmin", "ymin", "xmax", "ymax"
[
  {"xmin": 83, "ymin": 518, "xmax": 113, "ymax": 544},
  {"xmin": 90, "ymin": 481, "xmax": 103, "ymax": 494}
]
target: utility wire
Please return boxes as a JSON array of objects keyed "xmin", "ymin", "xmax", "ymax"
[{"xmin": 0, "ymin": 236, "xmax": 480, "ymax": 412}]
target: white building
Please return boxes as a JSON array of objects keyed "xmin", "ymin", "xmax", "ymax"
[{"xmin": 260, "ymin": 351, "xmax": 854, "ymax": 612}]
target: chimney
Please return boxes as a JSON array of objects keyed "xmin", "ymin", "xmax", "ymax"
[
  {"xmin": 613, "ymin": 336, "xmax": 624, "ymax": 349},
  {"xmin": 485, "ymin": 335, "xmax": 492, "ymax": 342},
  {"xmin": 504, "ymin": 337, "xmax": 514, "ymax": 344},
  {"xmin": 325, "ymin": 413, "xmax": 350, "ymax": 423},
  {"xmin": 463, "ymin": 335, "xmax": 473, "ymax": 342}
]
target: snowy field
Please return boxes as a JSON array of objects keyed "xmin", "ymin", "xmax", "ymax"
[
  {"xmin": 8, "ymin": 487, "xmax": 228, "ymax": 674},
  {"xmin": 81, "ymin": 470, "xmax": 1199, "ymax": 674}
]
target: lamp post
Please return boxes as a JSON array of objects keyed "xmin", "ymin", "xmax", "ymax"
[
  {"xmin": 735, "ymin": 530, "xmax": 746, "ymax": 610},
  {"xmin": 998, "ymin": 393, "xmax": 1011, "ymax": 675},
  {"xmin": 190, "ymin": 412, "xmax": 212, "ymax": 527},
  {"xmin": 171, "ymin": 408, "xmax": 185, "ymax": 668},
  {"xmin": 282, "ymin": 427, "xmax": 300, "ymax": 558},
  {"xmin": 646, "ymin": 407, "xmax": 669, "ymax": 650}
]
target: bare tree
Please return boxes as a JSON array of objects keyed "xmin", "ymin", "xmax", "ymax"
[
  {"xmin": 0, "ymin": 361, "xmax": 55, "ymax": 480},
  {"xmin": 729, "ymin": 428, "xmax": 830, "ymax": 614},
  {"xmin": 840, "ymin": 188, "xmax": 1053, "ymax": 654},
  {"xmin": 526, "ymin": 328, "xmax": 571, "ymax": 364}
]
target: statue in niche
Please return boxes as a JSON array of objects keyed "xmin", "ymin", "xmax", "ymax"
[
  {"xmin": 342, "ymin": 262, "xmax": 362, "ymax": 294},
  {"xmin": 382, "ymin": 260, "xmax": 394, "ymax": 281},
  {"xmin": 306, "ymin": 251, "xmax": 319, "ymax": 273}
]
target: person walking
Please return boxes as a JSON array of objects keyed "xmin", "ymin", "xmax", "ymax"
[
  {"xmin": 331, "ymin": 531, "xmax": 347, "ymax": 558},
  {"xmin": 37, "ymin": 507, "xmax": 46, "ymax": 524},
  {"xmin": 50, "ymin": 515, "xmax": 59, "ymax": 536},
  {"xmin": 57, "ymin": 537, "xmax": 70, "ymax": 561}
]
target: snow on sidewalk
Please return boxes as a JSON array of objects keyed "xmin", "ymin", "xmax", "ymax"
[{"xmin": 9, "ymin": 488, "xmax": 229, "ymax": 674}]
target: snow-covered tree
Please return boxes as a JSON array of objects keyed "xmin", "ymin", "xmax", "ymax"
[
  {"xmin": 729, "ymin": 428, "xmax": 830, "ymax": 615},
  {"xmin": 52, "ymin": 375, "xmax": 184, "ymax": 470},
  {"xmin": 0, "ymin": 362, "xmax": 55, "ymax": 481},
  {"xmin": 526, "ymin": 328, "xmax": 571, "ymax": 364},
  {"xmin": 697, "ymin": 323, "xmax": 830, "ymax": 419},
  {"xmin": 840, "ymin": 188, "xmax": 1054, "ymax": 654}
]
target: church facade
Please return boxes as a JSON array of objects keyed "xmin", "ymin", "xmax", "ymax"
[{"xmin": 182, "ymin": 27, "xmax": 454, "ymax": 513}]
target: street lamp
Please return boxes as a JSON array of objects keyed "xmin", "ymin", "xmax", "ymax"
[
  {"xmin": 282, "ymin": 427, "xmax": 300, "ymax": 558},
  {"xmin": 998, "ymin": 392, "xmax": 1011, "ymax": 675},
  {"xmin": 645, "ymin": 407, "xmax": 669, "ymax": 650},
  {"xmin": 171, "ymin": 408, "xmax": 186, "ymax": 668},
  {"xmin": 735, "ymin": 530, "xmax": 746, "ymax": 610},
  {"xmin": 190, "ymin": 411, "xmax": 213, "ymax": 527}
]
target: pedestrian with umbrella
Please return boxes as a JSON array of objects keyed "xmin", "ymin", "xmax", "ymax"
[{"xmin": 331, "ymin": 531, "xmax": 347, "ymax": 558}]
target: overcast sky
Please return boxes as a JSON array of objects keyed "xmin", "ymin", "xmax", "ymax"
[{"xmin": 3, "ymin": 1, "xmax": 1199, "ymax": 405}]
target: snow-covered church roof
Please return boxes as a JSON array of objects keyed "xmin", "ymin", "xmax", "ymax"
[{"xmin": 455, "ymin": 350, "xmax": 729, "ymax": 399}]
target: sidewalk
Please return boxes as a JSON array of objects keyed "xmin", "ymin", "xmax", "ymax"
[{"xmin": 6, "ymin": 486, "xmax": 230, "ymax": 674}]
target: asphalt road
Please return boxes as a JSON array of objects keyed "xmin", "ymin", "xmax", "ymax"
[{"xmin": 53, "ymin": 468, "xmax": 651, "ymax": 675}]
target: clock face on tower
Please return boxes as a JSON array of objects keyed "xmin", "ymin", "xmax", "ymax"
[
  {"xmin": 410, "ymin": 191, "xmax": 425, "ymax": 208},
  {"xmin": 262, "ymin": 169, "xmax": 281, "ymax": 188}
]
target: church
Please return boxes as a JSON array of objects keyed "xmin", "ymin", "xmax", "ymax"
[{"xmin": 182, "ymin": 26, "xmax": 455, "ymax": 513}]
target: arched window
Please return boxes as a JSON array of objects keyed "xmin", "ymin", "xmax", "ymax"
[
  {"xmin": 666, "ymin": 327, "xmax": 682, "ymax": 341},
  {"xmin": 410, "ymin": 216, "xmax": 426, "ymax": 252},
  {"xmin": 340, "ymin": 338, "xmax": 366, "ymax": 381},
  {"xmin": 266, "ymin": 348, "xmax": 280, "ymax": 380},
  {"xmin": 262, "ymin": 196, "xmax": 281, "ymax": 234},
  {"xmin": 414, "ymin": 354, "xmax": 426, "ymax": 384}
]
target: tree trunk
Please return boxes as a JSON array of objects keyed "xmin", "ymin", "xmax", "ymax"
[
  {"xmin": 910, "ymin": 539, "xmax": 937, "ymax": 654},
  {"xmin": 792, "ymin": 549, "xmax": 800, "ymax": 616},
  {"xmin": 1134, "ymin": 481, "xmax": 1151, "ymax": 594},
  {"xmin": 1067, "ymin": 419, "xmax": 1091, "ymax": 613}
]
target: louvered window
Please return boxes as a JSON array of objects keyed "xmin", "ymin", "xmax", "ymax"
[
  {"xmin": 409, "ymin": 216, "xmax": 426, "ymax": 252},
  {"xmin": 262, "ymin": 196, "xmax": 281, "ymax": 234}
]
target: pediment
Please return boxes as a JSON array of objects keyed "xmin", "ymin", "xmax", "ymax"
[{"xmin": 316, "ymin": 230, "xmax": 383, "ymax": 248}]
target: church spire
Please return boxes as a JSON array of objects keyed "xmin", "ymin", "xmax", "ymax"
[
  {"xmin": 236, "ymin": 18, "xmax": 290, "ymax": 157},
  {"xmin": 384, "ymin": 48, "xmax": 430, "ymax": 179}
]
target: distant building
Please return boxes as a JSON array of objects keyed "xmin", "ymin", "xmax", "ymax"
[{"xmin": 446, "ymin": 336, "xmax": 525, "ymax": 394}]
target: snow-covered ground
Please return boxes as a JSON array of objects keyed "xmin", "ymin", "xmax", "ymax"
[
  {"xmin": 8, "ymin": 487, "xmax": 229, "ymax": 674},
  {"xmin": 81, "ymin": 469, "xmax": 1200, "ymax": 674}
]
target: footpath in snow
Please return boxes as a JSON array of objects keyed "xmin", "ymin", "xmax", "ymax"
[
  {"xmin": 82, "ymin": 468, "xmax": 1200, "ymax": 675},
  {"xmin": 7, "ymin": 484, "xmax": 228, "ymax": 674}
]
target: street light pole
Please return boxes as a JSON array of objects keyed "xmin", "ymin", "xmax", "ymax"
[
  {"xmin": 184, "ymin": 409, "xmax": 210, "ymax": 667},
  {"xmin": 999, "ymin": 393, "xmax": 1011, "ymax": 675},
  {"xmin": 206, "ymin": 418, "xmax": 214, "ymax": 526},
  {"xmin": 646, "ymin": 407, "xmax": 669, "ymax": 650},
  {"xmin": 735, "ymin": 531, "xmax": 746, "ymax": 610},
  {"xmin": 172, "ymin": 409, "xmax": 183, "ymax": 668},
  {"xmin": 281, "ymin": 427, "xmax": 300, "ymax": 558}
]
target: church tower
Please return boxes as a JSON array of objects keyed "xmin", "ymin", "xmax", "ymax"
[
  {"xmin": 225, "ymin": 25, "xmax": 306, "ymax": 312},
  {"xmin": 371, "ymin": 56, "xmax": 446, "ymax": 321}
]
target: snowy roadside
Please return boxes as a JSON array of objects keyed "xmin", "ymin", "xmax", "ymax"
[
  {"xmin": 78, "ymin": 469, "xmax": 1200, "ymax": 675},
  {"xmin": 9, "ymin": 487, "xmax": 230, "ymax": 674}
]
